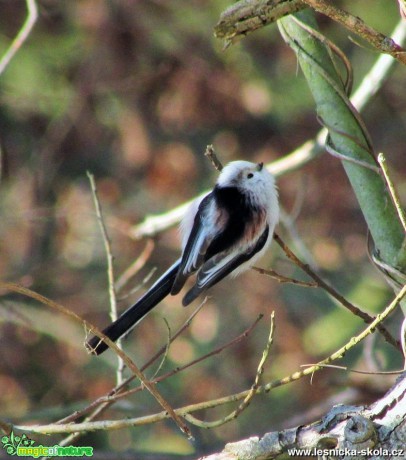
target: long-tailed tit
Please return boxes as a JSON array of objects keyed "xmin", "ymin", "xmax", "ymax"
[{"xmin": 86, "ymin": 160, "xmax": 279, "ymax": 355}]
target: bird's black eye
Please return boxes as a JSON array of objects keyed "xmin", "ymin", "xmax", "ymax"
[{"xmin": 247, "ymin": 173, "xmax": 254, "ymax": 179}]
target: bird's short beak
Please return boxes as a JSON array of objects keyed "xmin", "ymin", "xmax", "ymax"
[{"xmin": 257, "ymin": 162, "xmax": 264, "ymax": 171}]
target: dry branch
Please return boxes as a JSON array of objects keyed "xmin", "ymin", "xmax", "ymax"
[
  {"xmin": 0, "ymin": 282, "xmax": 192, "ymax": 438},
  {"xmin": 11, "ymin": 284, "xmax": 405, "ymax": 435},
  {"xmin": 200, "ymin": 372, "xmax": 406, "ymax": 459}
]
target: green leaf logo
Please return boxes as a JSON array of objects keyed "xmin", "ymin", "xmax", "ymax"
[{"xmin": 1, "ymin": 431, "xmax": 35, "ymax": 456}]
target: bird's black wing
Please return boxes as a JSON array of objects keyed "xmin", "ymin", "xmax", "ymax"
[{"xmin": 182, "ymin": 225, "xmax": 269, "ymax": 306}]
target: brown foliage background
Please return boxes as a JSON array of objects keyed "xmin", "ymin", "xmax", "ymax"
[{"xmin": 0, "ymin": 0, "xmax": 405, "ymax": 457}]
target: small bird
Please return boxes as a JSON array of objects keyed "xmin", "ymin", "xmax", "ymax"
[{"xmin": 86, "ymin": 160, "xmax": 279, "ymax": 355}]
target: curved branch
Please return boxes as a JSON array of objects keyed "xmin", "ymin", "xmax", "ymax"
[{"xmin": 0, "ymin": 0, "xmax": 38, "ymax": 76}]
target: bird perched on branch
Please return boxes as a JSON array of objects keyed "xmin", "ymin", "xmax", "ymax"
[{"xmin": 86, "ymin": 160, "xmax": 279, "ymax": 355}]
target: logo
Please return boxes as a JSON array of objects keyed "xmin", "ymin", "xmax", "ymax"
[
  {"xmin": 1, "ymin": 431, "xmax": 93, "ymax": 458},
  {"xmin": 2, "ymin": 432, "xmax": 35, "ymax": 456}
]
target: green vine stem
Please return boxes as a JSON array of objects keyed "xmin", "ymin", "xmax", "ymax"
[{"xmin": 278, "ymin": 10, "xmax": 406, "ymax": 275}]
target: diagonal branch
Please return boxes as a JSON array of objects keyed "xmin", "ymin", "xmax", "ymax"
[
  {"xmin": 12, "ymin": 286, "xmax": 406, "ymax": 435},
  {"xmin": 302, "ymin": 0, "xmax": 406, "ymax": 65},
  {"xmin": 0, "ymin": 282, "xmax": 192, "ymax": 439},
  {"xmin": 274, "ymin": 234, "xmax": 400, "ymax": 349}
]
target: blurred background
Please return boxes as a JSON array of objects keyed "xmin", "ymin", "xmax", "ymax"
[{"xmin": 0, "ymin": 0, "xmax": 405, "ymax": 458}]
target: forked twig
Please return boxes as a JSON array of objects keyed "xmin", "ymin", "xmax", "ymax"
[
  {"xmin": 29, "ymin": 308, "xmax": 263, "ymax": 445},
  {"xmin": 184, "ymin": 313, "xmax": 274, "ymax": 428},
  {"xmin": 14, "ymin": 283, "xmax": 406, "ymax": 434},
  {"xmin": 252, "ymin": 266, "xmax": 317, "ymax": 287},
  {"xmin": 55, "ymin": 299, "xmax": 208, "ymax": 428},
  {"xmin": 274, "ymin": 234, "xmax": 400, "ymax": 350},
  {"xmin": 0, "ymin": 282, "xmax": 191, "ymax": 439},
  {"xmin": 301, "ymin": 0, "xmax": 406, "ymax": 65},
  {"xmin": 62, "ymin": 310, "xmax": 263, "ymax": 426}
]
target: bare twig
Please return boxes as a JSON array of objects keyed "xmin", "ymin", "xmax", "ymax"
[
  {"xmin": 205, "ymin": 145, "xmax": 224, "ymax": 171},
  {"xmin": 115, "ymin": 239, "xmax": 155, "ymax": 292},
  {"xmin": 300, "ymin": 363, "xmax": 403, "ymax": 376},
  {"xmin": 377, "ymin": 153, "xmax": 406, "ymax": 234},
  {"xmin": 87, "ymin": 171, "xmax": 124, "ymax": 385},
  {"xmin": 0, "ymin": 0, "xmax": 38, "ymax": 75},
  {"xmin": 108, "ymin": 313, "xmax": 264, "ymax": 408},
  {"xmin": 184, "ymin": 313, "xmax": 274, "ymax": 428},
  {"xmin": 302, "ymin": 0, "xmax": 406, "ymax": 65},
  {"xmin": 274, "ymin": 234, "xmax": 400, "ymax": 350},
  {"xmin": 149, "ymin": 317, "xmax": 172, "ymax": 381},
  {"xmin": 53, "ymin": 301, "xmax": 207, "ymax": 446},
  {"xmin": 0, "ymin": 282, "xmax": 192, "ymax": 438},
  {"xmin": 252, "ymin": 266, "xmax": 317, "ymax": 287},
  {"xmin": 28, "ymin": 310, "xmax": 263, "ymax": 439},
  {"xmin": 87, "ymin": 172, "xmax": 118, "ymax": 323},
  {"xmin": 215, "ymin": 0, "xmax": 406, "ymax": 67},
  {"xmin": 15, "ymin": 284, "xmax": 406, "ymax": 434},
  {"xmin": 55, "ymin": 299, "xmax": 208, "ymax": 428}
]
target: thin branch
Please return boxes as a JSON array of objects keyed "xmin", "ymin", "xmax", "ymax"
[
  {"xmin": 252, "ymin": 266, "xmax": 317, "ymax": 287},
  {"xmin": 274, "ymin": 234, "xmax": 401, "ymax": 350},
  {"xmin": 300, "ymin": 363, "xmax": 404, "ymax": 376},
  {"xmin": 29, "ymin": 310, "xmax": 263, "ymax": 440},
  {"xmin": 377, "ymin": 153, "xmax": 406, "ymax": 234},
  {"xmin": 53, "ymin": 299, "xmax": 209, "ymax": 447},
  {"xmin": 115, "ymin": 239, "xmax": 155, "ymax": 292},
  {"xmin": 55, "ymin": 299, "xmax": 208, "ymax": 428},
  {"xmin": 107, "ymin": 313, "xmax": 264, "ymax": 408},
  {"xmin": 215, "ymin": 0, "xmax": 406, "ymax": 67},
  {"xmin": 149, "ymin": 317, "xmax": 172, "ymax": 382},
  {"xmin": 302, "ymin": 0, "xmax": 406, "ymax": 65},
  {"xmin": 205, "ymin": 145, "xmax": 224, "ymax": 171},
  {"xmin": 184, "ymin": 313, "xmax": 274, "ymax": 428},
  {"xmin": 15, "ymin": 284, "xmax": 406, "ymax": 434},
  {"xmin": 0, "ymin": 0, "xmax": 38, "ymax": 76},
  {"xmin": 0, "ymin": 282, "xmax": 192, "ymax": 439},
  {"xmin": 87, "ymin": 171, "xmax": 123, "ymax": 385}
]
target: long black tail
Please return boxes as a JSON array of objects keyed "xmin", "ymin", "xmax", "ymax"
[{"xmin": 86, "ymin": 259, "xmax": 181, "ymax": 355}]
